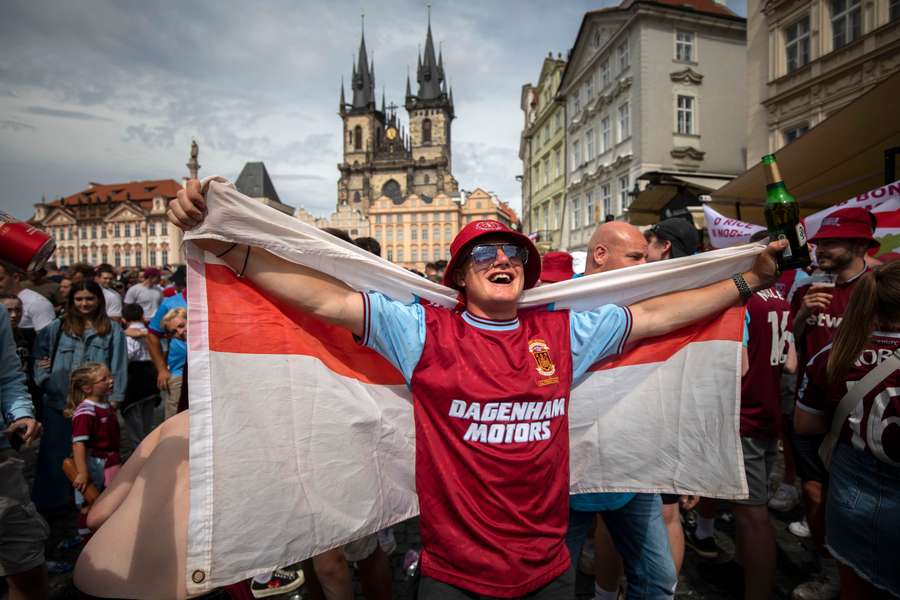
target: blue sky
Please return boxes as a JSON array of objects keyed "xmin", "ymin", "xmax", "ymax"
[{"xmin": 0, "ymin": 0, "xmax": 746, "ymax": 221}]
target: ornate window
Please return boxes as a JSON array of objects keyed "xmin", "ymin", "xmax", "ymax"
[
  {"xmin": 422, "ymin": 118, "xmax": 432, "ymax": 144},
  {"xmin": 618, "ymin": 102, "xmax": 631, "ymax": 141},
  {"xmin": 601, "ymin": 59, "xmax": 610, "ymax": 88},
  {"xmin": 619, "ymin": 175, "xmax": 631, "ymax": 210},
  {"xmin": 618, "ymin": 38, "xmax": 629, "ymax": 72},
  {"xmin": 601, "ymin": 117, "xmax": 611, "ymax": 153},
  {"xmin": 675, "ymin": 31, "xmax": 695, "ymax": 62},
  {"xmin": 785, "ymin": 17, "xmax": 811, "ymax": 72},
  {"xmin": 571, "ymin": 196, "xmax": 582, "ymax": 230},
  {"xmin": 676, "ymin": 95, "xmax": 695, "ymax": 135},
  {"xmin": 586, "ymin": 190, "xmax": 596, "ymax": 225},
  {"xmin": 601, "ymin": 183, "xmax": 612, "ymax": 219},
  {"xmin": 784, "ymin": 124, "xmax": 809, "ymax": 144},
  {"xmin": 354, "ymin": 125, "xmax": 363, "ymax": 150},
  {"xmin": 831, "ymin": 0, "xmax": 861, "ymax": 49}
]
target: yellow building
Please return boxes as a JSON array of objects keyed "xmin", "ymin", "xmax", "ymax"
[{"xmin": 368, "ymin": 188, "xmax": 518, "ymax": 271}]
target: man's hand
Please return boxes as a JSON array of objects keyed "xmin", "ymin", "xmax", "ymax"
[
  {"xmin": 679, "ymin": 495, "xmax": 700, "ymax": 511},
  {"xmin": 37, "ymin": 357, "xmax": 50, "ymax": 370},
  {"xmin": 744, "ymin": 239, "xmax": 788, "ymax": 291},
  {"xmin": 124, "ymin": 327, "xmax": 148, "ymax": 338},
  {"xmin": 168, "ymin": 179, "xmax": 206, "ymax": 230},
  {"xmin": 157, "ymin": 368, "xmax": 171, "ymax": 391},
  {"xmin": 801, "ymin": 285, "xmax": 833, "ymax": 314},
  {"xmin": 5, "ymin": 418, "xmax": 42, "ymax": 447},
  {"xmin": 73, "ymin": 472, "xmax": 88, "ymax": 493}
]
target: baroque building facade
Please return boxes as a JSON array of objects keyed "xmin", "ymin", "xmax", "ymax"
[
  {"xmin": 558, "ymin": 0, "xmax": 748, "ymax": 250},
  {"xmin": 520, "ymin": 54, "xmax": 567, "ymax": 252},
  {"xmin": 29, "ymin": 180, "xmax": 181, "ymax": 268},
  {"xmin": 746, "ymin": 0, "xmax": 900, "ymax": 163}
]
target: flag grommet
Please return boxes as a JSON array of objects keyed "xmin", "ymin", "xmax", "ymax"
[{"xmin": 192, "ymin": 570, "xmax": 206, "ymax": 584}]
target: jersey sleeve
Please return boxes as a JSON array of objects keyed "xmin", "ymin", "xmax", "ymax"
[
  {"xmin": 743, "ymin": 309, "xmax": 751, "ymax": 348},
  {"xmin": 569, "ymin": 305, "xmax": 633, "ymax": 382},
  {"xmin": 359, "ymin": 292, "xmax": 426, "ymax": 384},
  {"xmin": 72, "ymin": 411, "xmax": 94, "ymax": 444},
  {"xmin": 796, "ymin": 347, "xmax": 830, "ymax": 415}
]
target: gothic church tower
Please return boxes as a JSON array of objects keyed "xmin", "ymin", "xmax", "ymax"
[{"xmin": 337, "ymin": 16, "xmax": 458, "ymax": 214}]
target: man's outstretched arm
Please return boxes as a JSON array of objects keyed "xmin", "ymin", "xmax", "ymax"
[
  {"xmin": 627, "ymin": 240, "xmax": 785, "ymax": 343},
  {"xmin": 168, "ymin": 180, "xmax": 364, "ymax": 337}
]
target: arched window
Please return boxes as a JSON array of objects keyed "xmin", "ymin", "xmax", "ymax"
[
  {"xmin": 353, "ymin": 191, "xmax": 361, "ymax": 203},
  {"xmin": 422, "ymin": 118, "xmax": 432, "ymax": 144},
  {"xmin": 354, "ymin": 126, "xmax": 363, "ymax": 150}
]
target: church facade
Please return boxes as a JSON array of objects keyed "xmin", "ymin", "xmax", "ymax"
[{"xmin": 337, "ymin": 20, "xmax": 459, "ymax": 213}]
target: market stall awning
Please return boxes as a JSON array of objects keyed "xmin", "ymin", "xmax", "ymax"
[
  {"xmin": 625, "ymin": 184, "xmax": 679, "ymax": 225},
  {"xmin": 626, "ymin": 171, "xmax": 735, "ymax": 225},
  {"xmin": 670, "ymin": 175, "xmax": 732, "ymax": 193},
  {"xmin": 710, "ymin": 70, "xmax": 900, "ymax": 225}
]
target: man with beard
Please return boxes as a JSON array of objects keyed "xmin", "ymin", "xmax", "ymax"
[{"xmin": 788, "ymin": 207, "xmax": 878, "ymax": 600}]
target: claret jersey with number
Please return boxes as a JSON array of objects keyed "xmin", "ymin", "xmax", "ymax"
[
  {"xmin": 790, "ymin": 269, "xmax": 867, "ymax": 364},
  {"xmin": 360, "ymin": 292, "xmax": 631, "ymax": 598},
  {"xmin": 798, "ymin": 332, "xmax": 900, "ymax": 465},
  {"xmin": 741, "ymin": 288, "xmax": 793, "ymax": 438}
]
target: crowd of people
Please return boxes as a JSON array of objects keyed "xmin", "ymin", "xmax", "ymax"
[{"xmin": 1, "ymin": 189, "xmax": 897, "ymax": 600}]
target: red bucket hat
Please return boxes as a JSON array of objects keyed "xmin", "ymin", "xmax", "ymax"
[
  {"xmin": 809, "ymin": 207, "xmax": 879, "ymax": 249},
  {"xmin": 442, "ymin": 220, "xmax": 541, "ymax": 290},
  {"xmin": 539, "ymin": 251, "xmax": 574, "ymax": 284}
]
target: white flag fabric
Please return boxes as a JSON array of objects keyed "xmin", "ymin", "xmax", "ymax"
[
  {"xmin": 182, "ymin": 178, "xmax": 763, "ymax": 593},
  {"xmin": 703, "ymin": 205, "xmax": 765, "ymax": 248},
  {"xmin": 803, "ymin": 179, "xmax": 900, "ymax": 242}
]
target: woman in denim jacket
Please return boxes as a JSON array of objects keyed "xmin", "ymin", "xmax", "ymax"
[{"xmin": 32, "ymin": 280, "xmax": 127, "ymax": 513}]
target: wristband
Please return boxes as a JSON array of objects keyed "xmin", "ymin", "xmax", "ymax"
[
  {"xmin": 732, "ymin": 273, "xmax": 752, "ymax": 300},
  {"xmin": 215, "ymin": 243, "xmax": 238, "ymax": 258},
  {"xmin": 237, "ymin": 246, "xmax": 251, "ymax": 278}
]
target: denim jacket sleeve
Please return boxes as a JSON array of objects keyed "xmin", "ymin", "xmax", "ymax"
[
  {"xmin": 32, "ymin": 318, "xmax": 59, "ymax": 388},
  {"xmin": 1, "ymin": 307, "xmax": 33, "ymax": 427},
  {"xmin": 107, "ymin": 323, "xmax": 128, "ymax": 404}
]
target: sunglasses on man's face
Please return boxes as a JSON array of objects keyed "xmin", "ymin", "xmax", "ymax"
[{"xmin": 467, "ymin": 243, "xmax": 529, "ymax": 269}]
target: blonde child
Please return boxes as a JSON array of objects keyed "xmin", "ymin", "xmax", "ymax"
[
  {"xmin": 161, "ymin": 307, "xmax": 187, "ymax": 341},
  {"xmin": 65, "ymin": 362, "xmax": 121, "ymax": 537}
]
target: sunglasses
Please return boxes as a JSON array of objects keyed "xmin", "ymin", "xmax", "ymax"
[{"xmin": 467, "ymin": 243, "xmax": 529, "ymax": 268}]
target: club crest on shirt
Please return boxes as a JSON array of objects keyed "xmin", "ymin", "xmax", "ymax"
[{"xmin": 528, "ymin": 338, "xmax": 558, "ymax": 385}]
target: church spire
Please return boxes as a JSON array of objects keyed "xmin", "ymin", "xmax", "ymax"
[
  {"xmin": 412, "ymin": 7, "xmax": 450, "ymax": 104},
  {"xmin": 339, "ymin": 77, "xmax": 346, "ymax": 114},
  {"xmin": 351, "ymin": 14, "xmax": 375, "ymax": 110}
]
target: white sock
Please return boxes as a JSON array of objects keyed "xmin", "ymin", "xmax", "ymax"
[
  {"xmin": 696, "ymin": 516, "xmax": 715, "ymax": 540},
  {"xmin": 252, "ymin": 572, "xmax": 273, "ymax": 584},
  {"xmin": 594, "ymin": 582, "xmax": 618, "ymax": 600}
]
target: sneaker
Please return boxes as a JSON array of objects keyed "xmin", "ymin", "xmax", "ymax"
[
  {"xmin": 250, "ymin": 567, "xmax": 305, "ymax": 599},
  {"xmin": 769, "ymin": 483, "xmax": 800, "ymax": 512},
  {"xmin": 791, "ymin": 571, "xmax": 839, "ymax": 600},
  {"xmin": 684, "ymin": 527, "xmax": 720, "ymax": 559},
  {"xmin": 578, "ymin": 539, "xmax": 596, "ymax": 575},
  {"xmin": 788, "ymin": 518, "xmax": 811, "ymax": 538}
]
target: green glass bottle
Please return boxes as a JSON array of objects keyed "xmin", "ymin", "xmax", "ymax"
[{"xmin": 762, "ymin": 154, "xmax": 810, "ymax": 270}]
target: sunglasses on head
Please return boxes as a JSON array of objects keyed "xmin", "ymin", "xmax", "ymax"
[{"xmin": 467, "ymin": 243, "xmax": 529, "ymax": 268}]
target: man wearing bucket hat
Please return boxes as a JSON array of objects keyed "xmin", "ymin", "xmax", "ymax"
[
  {"xmin": 788, "ymin": 206, "xmax": 877, "ymax": 600},
  {"xmin": 167, "ymin": 180, "xmax": 785, "ymax": 599}
]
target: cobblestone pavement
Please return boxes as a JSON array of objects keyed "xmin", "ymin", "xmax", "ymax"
[{"xmin": 1, "ymin": 415, "xmax": 821, "ymax": 600}]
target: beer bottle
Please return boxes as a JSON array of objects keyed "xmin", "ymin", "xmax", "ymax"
[{"xmin": 762, "ymin": 154, "xmax": 810, "ymax": 270}]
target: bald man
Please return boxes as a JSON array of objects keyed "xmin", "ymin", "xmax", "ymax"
[
  {"xmin": 567, "ymin": 221, "xmax": 676, "ymax": 600},
  {"xmin": 585, "ymin": 221, "xmax": 649, "ymax": 273}
]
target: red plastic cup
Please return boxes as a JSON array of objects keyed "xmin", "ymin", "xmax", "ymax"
[{"xmin": 0, "ymin": 211, "xmax": 56, "ymax": 272}]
